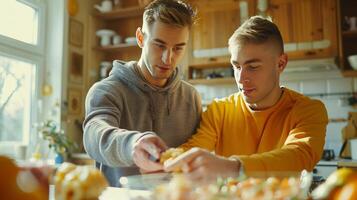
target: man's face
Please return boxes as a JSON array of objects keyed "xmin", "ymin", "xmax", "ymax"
[
  {"xmin": 137, "ymin": 21, "xmax": 189, "ymax": 86},
  {"xmin": 230, "ymin": 42, "xmax": 286, "ymax": 109}
]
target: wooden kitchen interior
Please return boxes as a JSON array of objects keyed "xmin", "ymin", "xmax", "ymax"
[
  {"xmin": 3, "ymin": 0, "xmax": 357, "ymax": 199},
  {"xmin": 65, "ymin": 0, "xmax": 357, "ymax": 151},
  {"xmin": 85, "ymin": 0, "xmax": 355, "ymax": 86}
]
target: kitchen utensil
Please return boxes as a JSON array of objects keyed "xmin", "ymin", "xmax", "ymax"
[
  {"xmin": 348, "ymin": 55, "xmax": 357, "ymax": 70},
  {"xmin": 96, "ymin": 29, "xmax": 115, "ymax": 46},
  {"xmin": 94, "ymin": 0, "xmax": 113, "ymax": 13}
]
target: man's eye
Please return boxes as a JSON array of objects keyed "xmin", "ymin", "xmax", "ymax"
[
  {"xmin": 249, "ymin": 65, "xmax": 259, "ymax": 70},
  {"xmin": 174, "ymin": 46, "xmax": 183, "ymax": 51},
  {"xmin": 155, "ymin": 43, "xmax": 165, "ymax": 49},
  {"xmin": 232, "ymin": 65, "xmax": 241, "ymax": 70}
]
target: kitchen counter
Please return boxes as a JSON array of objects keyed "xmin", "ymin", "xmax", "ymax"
[
  {"xmin": 337, "ymin": 159, "xmax": 357, "ymax": 168},
  {"xmin": 99, "ymin": 187, "xmax": 151, "ymax": 200}
]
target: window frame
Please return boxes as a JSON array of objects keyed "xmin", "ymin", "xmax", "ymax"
[
  {"xmin": 0, "ymin": 0, "xmax": 46, "ymax": 55},
  {"xmin": 0, "ymin": 0, "xmax": 45, "ymax": 148}
]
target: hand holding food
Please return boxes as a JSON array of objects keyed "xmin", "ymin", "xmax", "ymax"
[
  {"xmin": 132, "ymin": 134, "xmax": 168, "ymax": 173},
  {"xmin": 164, "ymin": 147, "xmax": 240, "ymax": 182}
]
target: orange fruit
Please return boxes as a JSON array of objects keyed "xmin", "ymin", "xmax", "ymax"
[
  {"xmin": 326, "ymin": 168, "xmax": 355, "ymax": 186},
  {"xmin": 334, "ymin": 176, "xmax": 357, "ymax": 200},
  {"xmin": 0, "ymin": 156, "xmax": 47, "ymax": 200}
]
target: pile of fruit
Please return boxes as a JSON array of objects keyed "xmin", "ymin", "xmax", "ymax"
[
  {"xmin": 312, "ymin": 168, "xmax": 357, "ymax": 200},
  {"xmin": 154, "ymin": 173, "xmax": 309, "ymax": 200},
  {"xmin": 0, "ymin": 156, "xmax": 49, "ymax": 200}
]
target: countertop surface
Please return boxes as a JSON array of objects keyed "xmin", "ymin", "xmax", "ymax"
[
  {"xmin": 317, "ymin": 159, "xmax": 357, "ymax": 167},
  {"xmin": 99, "ymin": 187, "xmax": 151, "ymax": 200}
]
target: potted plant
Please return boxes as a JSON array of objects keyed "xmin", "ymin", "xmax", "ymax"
[{"xmin": 37, "ymin": 120, "xmax": 77, "ymax": 164}]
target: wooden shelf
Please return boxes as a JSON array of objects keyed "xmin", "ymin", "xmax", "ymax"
[
  {"xmin": 189, "ymin": 61, "xmax": 231, "ymax": 69},
  {"xmin": 188, "ymin": 77, "xmax": 235, "ymax": 85},
  {"xmin": 342, "ymin": 30, "xmax": 357, "ymax": 37},
  {"xmin": 341, "ymin": 69, "xmax": 357, "ymax": 77},
  {"xmin": 93, "ymin": 6, "xmax": 144, "ymax": 20},
  {"xmin": 93, "ymin": 43, "xmax": 139, "ymax": 52}
]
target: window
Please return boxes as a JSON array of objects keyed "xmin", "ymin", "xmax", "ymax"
[
  {"xmin": 0, "ymin": 0, "xmax": 45, "ymax": 157},
  {"xmin": 0, "ymin": 54, "xmax": 35, "ymax": 144},
  {"xmin": 0, "ymin": 0, "xmax": 39, "ymax": 45}
]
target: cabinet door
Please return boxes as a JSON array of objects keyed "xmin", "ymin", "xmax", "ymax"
[
  {"xmin": 190, "ymin": 0, "xmax": 244, "ymax": 66},
  {"xmin": 269, "ymin": 0, "xmax": 323, "ymax": 43},
  {"xmin": 268, "ymin": 0, "xmax": 337, "ymax": 59}
]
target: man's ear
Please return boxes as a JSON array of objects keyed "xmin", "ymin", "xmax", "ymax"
[
  {"xmin": 278, "ymin": 53, "xmax": 288, "ymax": 72},
  {"xmin": 136, "ymin": 27, "xmax": 144, "ymax": 48}
]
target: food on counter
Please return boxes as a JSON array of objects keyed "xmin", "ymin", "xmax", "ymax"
[
  {"xmin": 54, "ymin": 162, "xmax": 108, "ymax": 200},
  {"xmin": 153, "ymin": 173, "xmax": 306, "ymax": 200},
  {"xmin": 159, "ymin": 148, "xmax": 185, "ymax": 172},
  {"xmin": 160, "ymin": 148, "xmax": 185, "ymax": 164},
  {"xmin": 0, "ymin": 156, "xmax": 48, "ymax": 200},
  {"xmin": 312, "ymin": 168, "xmax": 357, "ymax": 200}
]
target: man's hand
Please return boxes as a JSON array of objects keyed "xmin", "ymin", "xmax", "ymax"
[
  {"xmin": 164, "ymin": 148, "xmax": 240, "ymax": 183},
  {"xmin": 132, "ymin": 134, "xmax": 168, "ymax": 173}
]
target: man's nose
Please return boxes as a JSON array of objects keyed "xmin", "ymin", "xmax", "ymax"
[
  {"xmin": 237, "ymin": 68, "xmax": 249, "ymax": 84},
  {"xmin": 162, "ymin": 49, "xmax": 172, "ymax": 65}
]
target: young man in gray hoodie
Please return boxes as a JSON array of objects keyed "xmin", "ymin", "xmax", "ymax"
[{"xmin": 83, "ymin": 0, "xmax": 201, "ymax": 187}]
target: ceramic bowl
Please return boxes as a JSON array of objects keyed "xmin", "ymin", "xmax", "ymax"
[{"xmin": 348, "ymin": 55, "xmax": 357, "ymax": 70}]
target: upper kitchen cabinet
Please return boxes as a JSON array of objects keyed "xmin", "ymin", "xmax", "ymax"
[
  {"xmin": 187, "ymin": 0, "xmax": 338, "ymax": 83},
  {"xmin": 187, "ymin": 0, "xmax": 256, "ymax": 82},
  {"xmin": 267, "ymin": 0, "xmax": 338, "ymax": 60},
  {"xmin": 337, "ymin": 0, "xmax": 357, "ymax": 76}
]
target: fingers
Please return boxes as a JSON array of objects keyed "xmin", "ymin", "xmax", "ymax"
[
  {"xmin": 164, "ymin": 147, "xmax": 205, "ymax": 172},
  {"xmin": 138, "ymin": 135, "xmax": 167, "ymax": 159},
  {"xmin": 133, "ymin": 148, "xmax": 163, "ymax": 172},
  {"xmin": 141, "ymin": 142, "xmax": 161, "ymax": 159},
  {"xmin": 154, "ymin": 137, "xmax": 168, "ymax": 151}
]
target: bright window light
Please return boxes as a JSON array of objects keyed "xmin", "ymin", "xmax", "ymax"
[
  {"xmin": 0, "ymin": 0, "xmax": 38, "ymax": 45},
  {"xmin": 0, "ymin": 54, "xmax": 35, "ymax": 144}
]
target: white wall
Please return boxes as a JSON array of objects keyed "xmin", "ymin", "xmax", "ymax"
[{"xmin": 193, "ymin": 69, "xmax": 357, "ymax": 157}]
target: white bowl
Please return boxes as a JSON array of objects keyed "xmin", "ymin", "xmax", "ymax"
[{"xmin": 348, "ymin": 55, "xmax": 357, "ymax": 70}]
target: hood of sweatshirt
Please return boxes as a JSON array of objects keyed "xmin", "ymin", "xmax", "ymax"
[{"xmin": 109, "ymin": 60, "xmax": 181, "ymax": 94}]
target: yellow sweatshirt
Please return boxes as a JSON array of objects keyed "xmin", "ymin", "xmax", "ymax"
[{"xmin": 181, "ymin": 88, "xmax": 328, "ymax": 173}]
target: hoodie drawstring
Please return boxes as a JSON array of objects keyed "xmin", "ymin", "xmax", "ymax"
[{"xmin": 166, "ymin": 92, "xmax": 171, "ymax": 115}]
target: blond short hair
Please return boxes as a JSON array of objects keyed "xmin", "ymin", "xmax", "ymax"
[
  {"xmin": 143, "ymin": 0, "xmax": 196, "ymax": 29},
  {"xmin": 228, "ymin": 16, "xmax": 284, "ymax": 54}
]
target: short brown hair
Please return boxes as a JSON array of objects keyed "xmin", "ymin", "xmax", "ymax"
[
  {"xmin": 143, "ymin": 0, "xmax": 196, "ymax": 28},
  {"xmin": 228, "ymin": 16, "xmax": 284, "ymax": 54}
]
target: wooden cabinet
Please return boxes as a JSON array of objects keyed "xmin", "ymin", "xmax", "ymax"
[
  {"xmin": 187, "ymin": 0, "xmax": 339, "ymax": 84},
  {"xmin": 337, "ymin": 0, "xmax": 357, "ymax": 77},
  {"xmin": 267, "ymin": 0, "xmax": 338, "ymax": 60},
  {"xmin": 187, "ymin": 0, "xmax": 256, "ymax": 84}
]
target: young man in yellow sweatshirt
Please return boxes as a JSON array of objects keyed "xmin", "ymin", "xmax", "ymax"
[{"xmin": 164, "ymin": 16, "xmax": 328, "ymax": 181}]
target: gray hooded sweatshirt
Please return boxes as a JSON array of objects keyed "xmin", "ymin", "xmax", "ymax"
[{"xmin": 83, "ymin": 60, "xmax": 201, "ymax": 186}]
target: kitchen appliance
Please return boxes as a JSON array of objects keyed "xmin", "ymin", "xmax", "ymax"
[{"xmin": 322, "ymin": 149, "xmax": 335, "ymax": 161}]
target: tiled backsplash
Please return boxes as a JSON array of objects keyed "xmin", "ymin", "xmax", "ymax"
[{"xmin": 193, "ymin": 70, "xmax": 357, "ymax": 157}]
